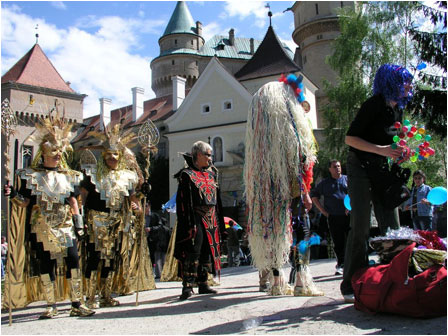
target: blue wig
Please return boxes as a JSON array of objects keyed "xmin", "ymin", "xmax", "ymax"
[{"xmin": 373, "ymin": 64, "xmax": 413, "ymax": 109}]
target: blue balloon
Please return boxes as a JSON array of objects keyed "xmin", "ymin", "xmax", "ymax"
[
  {"xmin": 298, "ymin": 240, "xmax": 309, "ymax": 254},
  {"xmin": 344, "ymin": 194, "xmax": 351, "ymax": 211},
  {"xmin": 427, "ymin": 187, "xmax": 447, "ymax": 205},
  {"xmin": 287, "ymin": 74, "xmax": 297, "ymax": 84},
  {"xmin": 416, "ymin": 62, "xmax": 427, "ymax": 70},
  {"xmin": 309, "ymin": 234, "xmax": 321, "ymax": 246}
]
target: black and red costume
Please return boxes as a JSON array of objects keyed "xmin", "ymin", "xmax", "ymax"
[{"xmin": 174, "ymin": 153, "xmax": 225, "ymax": 289}]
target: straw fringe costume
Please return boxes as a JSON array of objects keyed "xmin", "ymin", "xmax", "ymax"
[
  {"xmin": 244, "ymin": 80, "xmax": 322, "ymax": 296},
  {"xmin": 3, "ymin": 111, "xmax": 94, "ymax": 318},
  {"xmin": 80, "ymin": 125, "xmax": 155, "ymax": 308},
  {"xmin": 174, "ymin": 153, "xmax": 225, "ymax": 297}
]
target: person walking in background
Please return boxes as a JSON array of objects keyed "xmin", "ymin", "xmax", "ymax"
[
  {"xmin": 1, "ymin": 236, "xmax": 7, "ymax": 280},
  {"xmin": 310, "ymin": 160, "xmax": 350, "ymax": 276},
  {"xmin": 404, "ymin": 170, "xmax": 433, "ymax": 231},
  {"xmin": 226, "ymin": 220, "xmax": 241, "ymax": 268},
  {"xmin": 145, "ymin": 205, "xmax": 164, "ymax": 278},
  {"xmin": 340, "ymin": 64, "xmax": 413, "ymax": 303},
  {"xmin": 1, "ymin": 236, "xmax": 7, "ymax": 269},
  {"xmin": 174, "ymin": 141, "xmax": 226, "ymax": 300}
]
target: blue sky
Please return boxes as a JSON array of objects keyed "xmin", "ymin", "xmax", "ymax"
[{"xmin": 1, "ymin": 1, "xmax": 296, "ymax": 117}]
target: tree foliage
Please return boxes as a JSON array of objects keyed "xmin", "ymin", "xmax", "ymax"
[{"xmin": 317, "ymin": 1, "xmax": 446, "ymax": 186}]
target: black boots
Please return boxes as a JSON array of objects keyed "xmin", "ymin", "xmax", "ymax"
[
  {"xmin": 179, "ymin": 287, "xmax": 193, "ymax": 300},
  {"xmin": 198, "ymin": 283, "xmax": 217, "ymax": 294}
]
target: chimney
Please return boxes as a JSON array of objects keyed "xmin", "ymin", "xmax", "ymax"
[
  {"xmin": 250, "ymin": 38, "xmax": 254, "ymax": 54},
  {"xmin": 132, "ymin": 87, "xmax": 145, "ymax": 122},
  {"xmin": 172, "ymin": 76, "xmax": 186, "ymax": 110},
  {"xmin": 99, "ymin": 98, "xmax": 111, "ymax": 131},
  {"xmin": 196, "ymin": 21, "xmax": 202, "ymax": 36},
  {"xmin": 229, "ymin": 28, "xmax": 235, "ymax": 46}
]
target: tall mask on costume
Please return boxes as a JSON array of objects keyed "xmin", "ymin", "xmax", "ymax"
[
  {"xmin": 29, "ymin": 110, "xmax": 75, "ymax": 169},
  {"xmin": 88, "ymin": 123, "xmax": 141, "ymax": 176}
]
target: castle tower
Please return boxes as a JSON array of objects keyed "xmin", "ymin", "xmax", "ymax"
[
  {"xmin": 150, "ymin": 1, "xmax": 204, "ymax": 97},
  {"xmin": 291, "ymin": 1, "xmax": 354, "ymax": 127}
]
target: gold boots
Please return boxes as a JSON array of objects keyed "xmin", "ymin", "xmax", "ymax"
[
  {"xmin": 86, "ymin": 271, "xmax": 100, "ymax": 309},
  {"xmin": 39, "ymin": 274, "xmax": 58, "ymax": 319},
  {"xmin": 68, "ymin": 269, "xmax": 95, "ymax": 317},
  {"xmin": 99, "ymin": 274, "xmax": 120, "ymax": 307}
]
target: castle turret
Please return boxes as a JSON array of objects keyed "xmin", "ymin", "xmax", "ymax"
[
  {"xmin": 150, "ymin": 1, "xmax": 204, "ymax": 97},
  {"xmin": 291, "ymin": 1, "xmax": 354, "ymax": 127}
]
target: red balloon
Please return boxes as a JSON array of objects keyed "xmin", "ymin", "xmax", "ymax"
[
  {"xmin": 399, "ymin": 132, "xmax": 405, "ymax": 139},
  {"xmin": 407, "ymin": 132, "xmax": 414, "ymax": 138},
  {"xmin": 411, "ymin": 126, "xmax": 417, "ymax": 132},
  {"xmin": 427, "ymin": 147, "xmax": 435, "ymax": 155},
  {"xmin": 402, "ymin": 126, "xmax": 409, "ymax": 132},
  {"xmin": 423, "ymin": 141, "xmax": 430, "ymax": 148},
  {"xmin": 394, "ymin": 122, "xmax": 401, "ymax": 129}
]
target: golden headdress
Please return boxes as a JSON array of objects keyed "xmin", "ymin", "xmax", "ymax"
[
  {"xmin": 29, "ymin": 110, "xmax": 75, "ymax": 169},
  {"xmin": 88, "ymin": 123, "xmax": 142, "ymax": 181},
  {"xmin": 88, "ymin": 123, "xmax": 135, "ymax": 153}
]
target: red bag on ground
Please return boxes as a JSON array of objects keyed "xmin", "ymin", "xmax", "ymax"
[{"xmin": 352, "ymin": 243, "xmax": 447, "ymax": 318}]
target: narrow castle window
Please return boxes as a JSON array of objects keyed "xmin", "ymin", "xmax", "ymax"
[
  {"xmin": 22, "ymin": 145, "xmax": 33, "ymax": 168},
  {"xmin": 212, "ymin": 137, "xmax": 223, "ymax": 163},
  {"xmin": 315, "ymin": 3, "xmax": 319, "ymax": 15},
  {"xmin": 202, "ymin": 104, "xmax": 211, "ymax": 114}
]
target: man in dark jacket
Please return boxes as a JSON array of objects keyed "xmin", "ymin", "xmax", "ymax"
[{"xmin": 174, "ymin": 141, "xmax": 225, "ymax": 300}]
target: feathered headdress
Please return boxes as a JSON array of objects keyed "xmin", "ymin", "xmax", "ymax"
[
  {"xmin": 29, "ymin": 109, "xmax": 75, "ymax": 169},
  {"xmin": 88, "ymin": 123, "xmax": 136, "ymax": 153},
  {"xmin": 88, "ymin": 123, "xmax": 142, "ymax": 181}
]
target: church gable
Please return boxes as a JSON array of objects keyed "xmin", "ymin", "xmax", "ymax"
[{"xmin": 166, "ymin": 57, "xmax": 252, "ymax": 133}]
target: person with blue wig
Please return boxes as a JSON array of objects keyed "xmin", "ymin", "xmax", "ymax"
[{"xmin": 340, "ymin": 64, "xmax": 413, "ymax": 303}]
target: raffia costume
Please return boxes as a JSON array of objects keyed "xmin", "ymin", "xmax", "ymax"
[
  {"xmin": 3, "ymin": 112, "xmax": 94, "ymax": 318},
  {"xmin": 174, "ymin": 153, "xmax": 225, "ymax": 298},
  {"xmin": 80, "ymin": 125, "xmax": 155, "ymax": 308},
  {"xmin": 244, "ymin": 80, "xmax": 323, "ymax": 296}
]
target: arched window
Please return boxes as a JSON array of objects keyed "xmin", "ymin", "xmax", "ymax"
[
  {"xmin": 212, "ymin": 137, "xmax": 223, "ymax": 163},
  {"xmin": 22, "ymin": 145, "xmax": 33, "ymax": 168}
]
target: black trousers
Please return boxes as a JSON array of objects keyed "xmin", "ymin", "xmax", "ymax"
[
  {"xmin": 328, "ymin": 214, "xmax": 350, "ymax": 266},
  {"xmin": 35, "ymin": 238, "xmax": 79, "ymax": 281},
  {"xmin": 85, "ymin": 242, "xmax": 114, "ymax": 278},
  {"xmin": 183, "ymin": 223, "xmax": 212, "ymax": 286}
]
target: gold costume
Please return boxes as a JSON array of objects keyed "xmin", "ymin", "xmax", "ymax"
[
  {"xmin": 18, "ymin": 168, "xmax": 81, "ymax": 265},
  {"xmin": 3, "ymin": 110, "xmax": 94, "ymax": 318},
  {"xmin": 81, "ymin": 124, "xmax": 155, "ymax": 305},
  {"xmin": 84, "ymin": 168, "xmax": 138, "ymax": 266}
]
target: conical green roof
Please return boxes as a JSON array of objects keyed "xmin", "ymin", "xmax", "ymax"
[{"xmin": 163, "ymin": 1, "xmax": 196, "ymax": 36}]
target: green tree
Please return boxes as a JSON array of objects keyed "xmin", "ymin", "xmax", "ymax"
[
  {"xmin": 318, "ymin": 1, "xmax": 446, "ymax": 187},
  {"xmin": 408, "ymin": 1, "xmax": 447, "ymax": 138}
]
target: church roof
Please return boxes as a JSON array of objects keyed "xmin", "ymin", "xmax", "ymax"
[
  {"xmin": 234, "ymin": 26, "xmax": 300, "ymax": 81},
  {"xmin": 1, "ymin": 43, "xmax": 75, "ymax": 93},
  {"xmin": 162, "ymin": 1, "xmax": 197, "ymax": 37}
]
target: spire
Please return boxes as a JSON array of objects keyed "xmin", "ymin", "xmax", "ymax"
[
  {"xmin": 162, "ymin": 1, "xmax": 197, "ymax": 37},
  {"xmin": 265, "ymin": 3, "xmax": 272, "ymax": 27},
  {"xmin": 35, "ymin": 24, "xmax": 39, "ymax": 44},
  {"xmin": 235, "ymin": 26, "xmax": 300, "ymax": 81}
]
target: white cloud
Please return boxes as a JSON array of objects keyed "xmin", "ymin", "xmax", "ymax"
[
  {"xmin": 51, "ymin": 1, "xmax": 67, "ymax": 10},
  {"xmin": 1, "ymin": 5, "xmax": 157, "ymax": 118},
  {"xmin": 222, "ymin": 1, "xmax": 269, "ymax": 28},
  {"xmin": 202, "ymin": 21, "xmax": 224, "ymax": 41}
]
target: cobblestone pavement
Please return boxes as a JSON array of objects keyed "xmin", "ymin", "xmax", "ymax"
[{"xmin": 1, "ymin": 258, "xmax": 446, "ymax": 335}]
